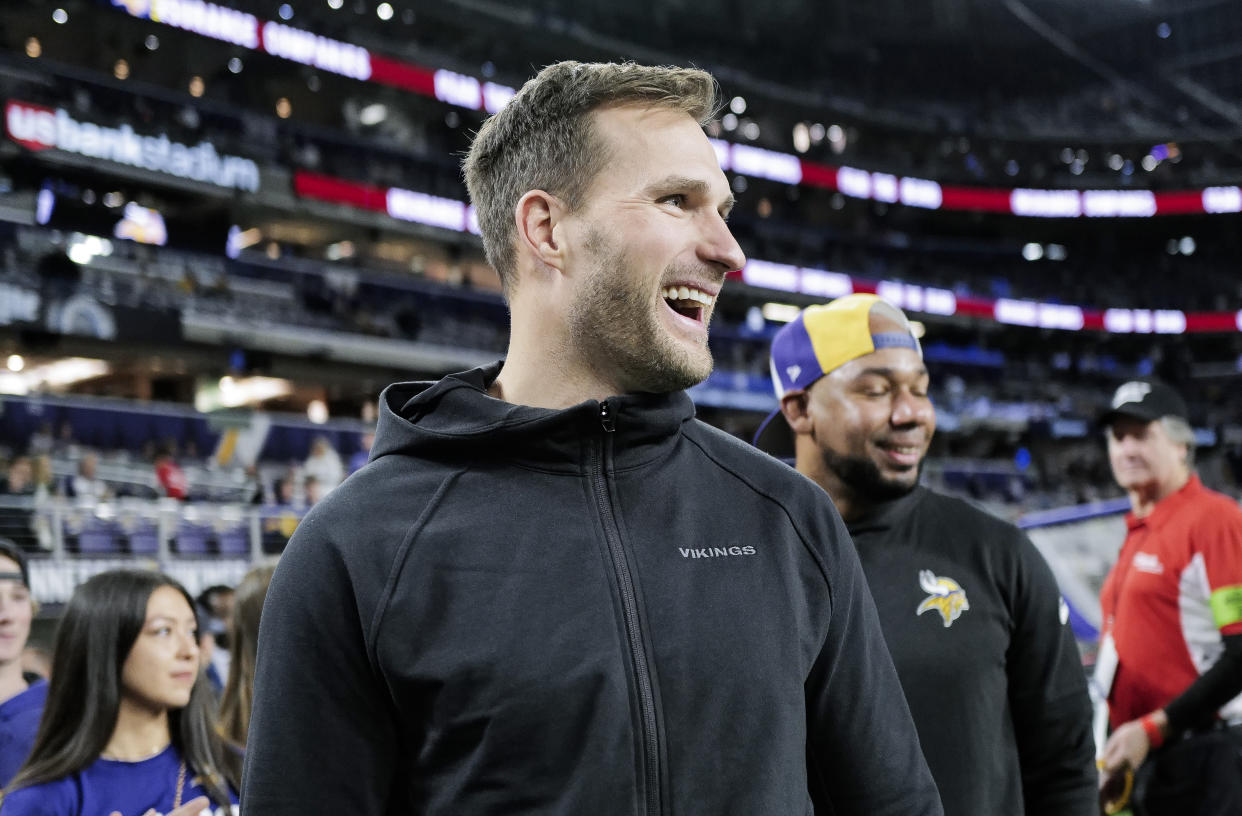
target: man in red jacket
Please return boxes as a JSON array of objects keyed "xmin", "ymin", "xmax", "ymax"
[{"xmin": 1097, "ymin": 378, "xmax": 1242, "ymax": 815}]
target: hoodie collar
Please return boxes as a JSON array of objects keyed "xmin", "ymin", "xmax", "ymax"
[
  {"xmin": 844, "ymin": 485, "xmax": 927, "ymax": 535},
  {"xmin": 371, "ymin": 362, "xmax": 697, "ymax": 473}
]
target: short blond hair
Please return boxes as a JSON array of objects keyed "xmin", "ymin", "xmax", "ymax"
[
  {"xmin": 462, "ymin": 61, "xmax": 719, "ymax": 297},
  {"xmin": 1160, "ymin": 415, "xmax": 1196, "ymax": 468}
]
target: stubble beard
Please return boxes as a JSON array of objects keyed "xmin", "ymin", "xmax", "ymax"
[
  {"xmin": 821, "ymin": 445, "xmax": 922, "ymax": 505},
  {"xmin": 567, "ymin": 229, "xmax": 714, "ymax": 394}
]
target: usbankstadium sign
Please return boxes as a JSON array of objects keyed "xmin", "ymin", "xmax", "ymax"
[{"xmin": 5, "ymin": 100, "xmax": 260, "ymax": 193}]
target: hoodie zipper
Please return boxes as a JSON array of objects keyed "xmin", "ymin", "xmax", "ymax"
[{"xmin": 592, "ymin": 400, "xmax": 660, "ymax": 815}]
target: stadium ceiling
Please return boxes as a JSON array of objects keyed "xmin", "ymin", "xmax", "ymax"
[{"xmin": 232, "ymin": 0, "xmax": 1242, "ymax": 143}]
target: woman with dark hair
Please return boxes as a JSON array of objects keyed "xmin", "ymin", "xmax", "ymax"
[
  {"xmin": 1, "ymin": 570, "xmax": 240, "ymax": 815},
  {"xmin": 217, "ymin": 563, "xmax": 276, "ymax": 753}
]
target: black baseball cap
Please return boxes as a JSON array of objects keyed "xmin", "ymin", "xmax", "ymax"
[{"xmin": 1100, "ymin": 378, "xmax": 1188, "ymax": 426}]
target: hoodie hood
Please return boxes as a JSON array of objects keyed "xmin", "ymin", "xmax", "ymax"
[{"xmin": 371, "ymin": 362, "xmax": 698, "ymax": 472}]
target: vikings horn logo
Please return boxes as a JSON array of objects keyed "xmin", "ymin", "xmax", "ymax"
[{"xmin": 916, "ymin": 569, "xmax": 970, "ymax": 627}]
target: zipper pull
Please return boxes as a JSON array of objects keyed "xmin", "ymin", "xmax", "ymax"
[{"xmin": 599, "ymin": 400, "xmax": 616, "ymax": 432}]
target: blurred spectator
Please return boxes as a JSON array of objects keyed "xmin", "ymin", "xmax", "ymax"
[
  {"xmin": 261, "ymin": 477, "xmax": 302, "ymax": 555},
  {"xmin": 348, "ymin": 432, "xmax": 375, "ymax": 475},
  {"xmin": 197, "ymin": 585, "xmax": 236, "ymax": 697},
  {"xmin": 304, "ymin": 476, "xmax": 325, "ymax": 508},
  {"xmin": 198, "ymin": 586, "xmax": 236, "ymax": 633},
  {"xmin": 195, "ymin": 603, "xmax": 225, "ymax": 700},
  {"xmin": 154, "ymin": 442, "xmax": 188, "ymax": 500},
  {"xmin": 67, "ymin": 453, "xmax": 110, "ymax": 502},
  {"xmin": 28, "ymin": 458, "xmax": 54, "ymax": 503},
  {"xmin": 0, "ymin": 461, "xmax": 37, "ymax": 552},
  {"xmin": 303, "ymin": 437, "xmax": 344, "ymax": 492},
  {"xmin": 0, "ymin": 460, "xmax": 33, "ymax": 496},
  {"xmin": 52, "ymin": 422, "xmax": 77, "ymax": 457},
  {"xmin": 0, "ymin": 539, "xmax": 44, "ymax": 787},
  {"xmin": 271, "ymin": 476, "xmax": 298, "ymax": 508},
  {"xmin": 1, "ymin": 570, "xmax": 240, "ymax": 811},
  {"xmin": 218, "ymin": 564, "xmax": 276, "ymax": 754},
  {"xmin": 24, "ymin": 424, "xmax": 53, "ymax": 458}
]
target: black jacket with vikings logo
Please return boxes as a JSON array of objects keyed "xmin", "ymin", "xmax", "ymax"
[
  {"xmin": 847, "ymin": 487, "xmax": 1096, "ymax": 816},
  {"xmin": 243, "ymin": 364, "xmax": 942, "ymax": 816}
]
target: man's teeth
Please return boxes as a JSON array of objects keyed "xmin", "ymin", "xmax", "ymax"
[{"xmin": 661, "ymin": 285, "xmax": 714, "ymax": 306}]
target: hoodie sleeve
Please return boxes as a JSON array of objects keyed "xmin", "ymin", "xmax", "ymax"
[
  {"xmin": 242, "ymin": 509, "xmax": 397, "ymax": 815},
  {"xmin": 805, "ymin": 511, "xmax": 944, "ymax": 816},
  {"xmin": 1006, "ymin": 533, "xmax": 1098, "ymax": 816}
]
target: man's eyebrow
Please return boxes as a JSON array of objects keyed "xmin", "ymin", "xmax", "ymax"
[
  {"xmin": 644, "ymin": 176, "xmax": 735, "ymax": 212},
  {"xmin": 853, "ymin": 366, "xmax": 929, "ymax": 379}
]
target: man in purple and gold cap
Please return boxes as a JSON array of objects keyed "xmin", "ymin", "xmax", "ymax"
[{"xmin": 756, "ymin": 293, "xmax": 1096, "ymax": 816}]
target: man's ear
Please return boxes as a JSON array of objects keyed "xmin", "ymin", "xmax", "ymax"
[
  {"xmin": 780, "ymin": 391, "xmax": 813, "ymax": 435},
  {"xmin": 514, "ymin": 190, "xmax": 568, "ymax": 273}
]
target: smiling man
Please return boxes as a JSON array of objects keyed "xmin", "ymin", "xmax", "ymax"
[
  {"xmin": 243, "ymin": 63, "xmax": 941, "ymax": 815},
  {"xmin": 756, "ymin": 294, "xmax": 1096, "ymax": 816},
  {"xmin": 1096, "ymin": 378, "xmax": 1242, "ymax": 815}
]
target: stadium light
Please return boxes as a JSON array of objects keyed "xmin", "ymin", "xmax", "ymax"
[
  {"xmin": 307, "ymin": 400, "xmax": 330, "ymax": 423},
  {"xmin": 359, "ymin": 103, "xmax": 388, "ymax": 125},
  {"xmin": 33, "ymin": 359, "xmax": 110, "ymax": 388},
  {"xmin": 198, "ymin": 376, "xmax": 293, "ymax": 411},
  {"xmin": 761, "ymin": 303, "xmax": 802, "ymax": 323},
  {"xmin": 792, "ymin": 123, "xmax": 810, "ymax": 154}
]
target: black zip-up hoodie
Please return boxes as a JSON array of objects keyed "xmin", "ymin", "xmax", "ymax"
[{"xmin": 242, "ymin": 364, "xmax": 942, "ymax": 816}]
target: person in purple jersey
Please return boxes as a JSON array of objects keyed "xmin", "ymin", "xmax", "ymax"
[
  {"xmin": 1, "ymin": 570, "xmax": 240, "ymax": 816},
  {"xmin": 0, "ymin": 540, "xmax": 44, "ymax": 788}
]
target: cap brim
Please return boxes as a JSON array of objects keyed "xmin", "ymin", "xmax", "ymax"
[
  {"xmin": 752, "ymin": 407, "xmax": 797, "ymax": 460},
  {"xmin": 1099, "ymin": 406, "xmax": 1163, "ymax": 427}
]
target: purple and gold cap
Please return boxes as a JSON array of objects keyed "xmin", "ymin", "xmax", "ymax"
[{"xmin": 754, "ymin": 293, "xmax": 922, "ymax": 457}]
